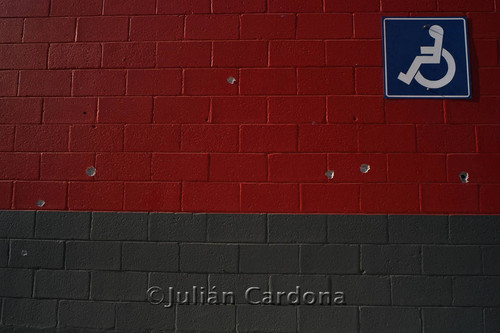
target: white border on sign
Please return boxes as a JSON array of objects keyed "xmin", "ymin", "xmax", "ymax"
[{"xmin": 383, "ymin": 17, "xmax": 471, "ymax": 99}]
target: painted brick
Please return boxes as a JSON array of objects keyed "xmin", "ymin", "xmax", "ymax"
[
  {"xmin": 471, "ymin": 39, "xmax": 498, "ymax": 67},
  {"xmin": 66, "ymin": 241, "xmax": 121, "ymax": 270},
  {"xmin": 0, "ymin": 268, "xmax": 32, "ymax": 297},
  {"xmin": 127, "ymin": 70, "xmax": 182, "ymax": 95},
  {"xmin": 362, "ymin": 245, "xmax": 421, "ymax": 274},
  {"xmin": 122, "ymin": 242, "xmax": 178, "ymax": 271},
  {"xmin": 155, "ymin": 97, "xmax": 210, "ymax": 124},
  {"xmin": 2, "ymin": 298, "xmax": 56, "ymax": 328},
  {"xmin": 212, "ymin": 274, "xmax": 267, "ymax": 304},
  {"xmin": 116, "ymin": 303, "xmax": 175, "ymax": 331},
  {"xmin": 468, "ymin": 13, "xmax": 500, "ymax": 38},
  {"xmin": 0, "ymin": 19, "xmax": 23, "ymax": 43},
  {"xmin": 327, "ymin": 153, "xmax": 387, "ymax": 182},
  {"xmin": 269, "ymin": 97, "xmax": 325, "ymax": 124},
  {"xmin": 77, "ymin": 17, "xmax": 129, "ymax": 42},
  {"xmin": 268, "ymin": 214, "xmax": 326, "ymax": 243},
  {"xmin": 328, "ymin": 96, "xmax": 384, "ymax": 124},
  {"xmin": 240, "ymin": 244, "xmax": 298, "ymax": 273},
  {"xmin": 34, "ymin": 270, "xmax": 89, "ymax": 299},
  {"xmin": 477, "ymin": 126, "xmax": 500, "ymax": 152},
  {"xmin": 0, "ymin": 211, "xmax": 35, "ymax": 238},
  {"xmin": 359, "ymin": 125, "xmax": 416, "ymax": 152},
  {"xmin": 15, "ymin": 125, "xmax": 68, "ymax": 152},
  {"xmin": 185, "ymin": 15, "xmax": 239, "ymax": 40},
  {"xmin": 328, "ymin": 215, "xmax": 388, "ymax": 244},
  {"xmin": 360, "ymin": 307, "xmax": 421, "ymax": 333},
  {"xmin": 48, "ymin": 43, "xmax": 101, "ymax": 69},
  {"xmin": 299, "ymin": 307, "xmax": 358, "ymax": 333},
  {"xmin": 301, "ymin": 184, "xmax": 360, "ymax": 213},
  {"xmin": 240, "ymin": 14, "xmax": 296, "ymax": 40},
  {"xmin": 157, "ymin": 42, "xmax": 212, "ymax": 68},
  {"xmin": 299, "ymin": 125, "xmax": 357, "ymax": 152},
  {"xmin": 298, "ymin": 68, "xmax": 354, "ymax": 95},
  {"xmin": 124, "ymin": 182, "xmax": 181, "ymax": 211},
  {"xmin": 50, "ymin": 0, "xmax": 102, "ymax": 16},
  {"xmin": 439, "ymin": 0, "xmax": 493, "ymax": 10},
  {"xmin": 385, "ymin": 100, "xmax": 444, "ymax": 124},
  {"xmin": 102, "ymin": 43, "xmax": 156, "ymax": 69},
  {"xmin": 480, "ymin": 185, "xmax": 500, "ymax": 214},
  {"xmin": 269, "ymin": 153, "xmax": 326, "ymax": 182},
  {"xmin": 423, "ymin": 245, "xmax": 481, "ymax": 275},
  {"xmin": 301, "ymin": 245, "xmax": 359, "ymax": 274},
  {"xmin": 361, "ymin": 184, "xmax": 420, "ymax": 213},
  {"xmin": 210, "ymin": 153, "xmax": 267, "ymax": 182},
  {"xmin": 238, "ymin": 306, "xmax": 295, "ymax": 332},
  {"xmin": 421, "ymin": 184, "xmax": 479, "ymax": 214},
  {"xmin": 178, "ymin": 305, "xmax": 235, "ymax": 332},
  {"xmin": 445, "ymin": 98, "xmax": 500, "ymax": 124},
  {"xmin": 479, "ymin": 68, "xmax": 500, "ymax": 95},
  {"xmin": 0, "ymin": 182, "xmax": 12, "ymax": 209},
  {"xmin": 0, "ymin": 70, "xmax": 17, "ymax": 97},
  {"xmin": 0, "ymin": 0, "xmax": 50, "ymax": 17},
  {"xmin": 268, "ymin": 0, "xmax": 323, "ymax": 12},
  {"xmin": 181, "ymin": 125, "xmax": 238, "ymax": 152},
  {"xmin": 448, "ymin": 154, "xmax": 500, "ymax": 183},
  {"xmin": 207, "ymin": 214, "xmax": 266, "ymax": 243},
  {"xmin": 382, "ymin": 0, "xmax": 436, "ymax": 11},
  {"xmin": 0, "ymin": 153, "xmax": 39, "ymax": 180},
  {"xmin": 454, "ymin": 277, "xmax": 500, "ymax": 306},
  {"xmin": 213, "ymin": 0, "xmax": 266, "ymax": 13},
  {"xmin": 417, "ymin": 125, "xmax": 476, "ymax": 153},
  {"xmin": 72, "ymin": 70, "xmax": 126, "ymax": 96},
  {"xmin": 182, "ymin": 182, "xmax": 240, "ymax": 212},
  {"xmin": 98, "ymin": 97, "xmax": 153, "ymax": 124},
  {"xmin": 392, "ymin": 276, "xmax": 452, "ymax": 306},
  {"xmin": 91, "ymin": 271, "xmax": 147, "ymax": 301},
  {"xmin": 327, "ymin": 41, "xmax": 382, "ymax": 66},
  {"xmin": 388, "ymin": 215, "xmax": 449, "ymax": 244},
  {"xmin": 68, "ymin": 182, "xmax": 123, "ymax": 210},
  {"xmin": 450, "ymin": 215, "xmax": 500, "ymax": 244},
  {"xmin": 35, "ymin": 211, "xmax": 90, "ymax": 240},
  {"xmin": 328, "ymin": 0, "xmax": 380, "ymax": 11},
  {"xmin": 240, "ymin": 68, "xmax": 297, "ymax": 95},
  {"xmin": 184, "ymin": 69, "xmax": 238, "ymax": 96},
  {"xmin": 10, "ymin": 239, "xmax": 64, "ymax": 269},
  {"xmin": 297, "ymin": 14, "xmax": 352, "ymax": 38},
  {"xmin": 59, "ymin": 301, "xmax": 115, "ymax": 329},
  {"xmin": 241, "ymin": 183, "xmax": 299, "ymax": 213},
  {"xmin": 43, "ymin": 98, "xmax": 96, "ymax": 124},
  {"xmin": 214, "ymin": 41, "xmax": 268, "ymax": 67},
  {"xmin": 0, "ymin": 44, "xmax": 47, "ymax": 70},
  {"xmin": 95, "ymin": 153, "xmax": 150, "ymax": 181},
  {"xmin": 354, "ymin": 13, "xmax": 385, "ymax": 39},
  {"xmin": 0, "ymin": 126, "xmax": 14, "ymax": 151},
  {"xmin": 19, "ymin": 70, "xmax": 71, "ymax": 97},
  {"xmin": 124, "ymin": 125, "xmax": 180, "ymax": 152},
  {"xmin": 180, "ymin": 243, "xmax": 238, "ymax": 273},
  {"xmin": 388, "ymin": 154, "xmax": 446, "ymax": 182},
  {"xmin": 152, "ymin": 153, "xmax": 208, "ymax": 181},
  {"xmin": 91, "ymin": 212, "xmax": 147, "ymax": 241},
  {"xmin": 130, "ymin": 16, "xmax": 183, "ymax": 41},
  {"xmin": 103, "ymin": 0, "xmax": 155, "ymax": 14},
  {"xmin": 157, "ymin": 0, "xmax": 211, "ymax": 14},
  {"xmin": 485, "ymin": 308, "xmax": 500, "ymax": 333},
  {"xmin": 212, "ymin": 97, "xmax": 267, "ymax": 124},
  {"xmin": 240, "ymin": 125, "xmax": 297, "ymax": 153},
  {"xmin": 13, "ymin": 181, "xmax": 66, "ymax": 210},
  {"xmin": 149, "ymin": 213, "xmax": 207, "ymax": 242},
  {"xmin": 270, "ymin": 41, "xmax": 325, "ymax": 67},
  {"xmin": 23, "ymin": 18, "xmax": 75, "ymax": 43},
  {"xmin": 70, "ymin": 125, "xmax": 123, "ymax": 152},
  {"xmin": 331, "ymin": 276, "xmax": 390, "ymax": 305},
  {"xmin": 423, "ymin": 308, "xmax": 483, "ymax": 333},
  {"xmin": 0, "ymin": 98, "xmax": 42, "ymax": 124},
  {"xmin": 355, "ymin": 67, "xmax": 383, "ymax": 95},
  {"xmin": 483, "ymin": 246, "xmax": 500, "ymax": 275}
]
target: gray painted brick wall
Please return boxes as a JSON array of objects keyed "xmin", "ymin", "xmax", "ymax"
[{"xmin": 0, "ymin": 211, "xmax": 498, "ymax": 332}]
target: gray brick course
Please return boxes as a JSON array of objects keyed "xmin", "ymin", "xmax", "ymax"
[
  {"xmin": 208, "ymin": 214, "xmax": 266, "ymax": 242},
  {"xmin": 9, "ymin": 240, "xmax": 64, "ymax": 269},
  {"xmin": 91, "ymin": 212, "xmax": 148, "ymax": 240},
  {"xmin": 240, "ymin": 244, "xmax": 299, "ymax": 273},
  {"xmin": 269, "ymin": 214, "xmax": 326, "ymax": 243},
  {"xmin": 328, "ymin": 215, "xmax": 387, "ymax": 243},
  {"xmin": 35, "ymin": 211, "xmax": 90, "ymax": 240}
]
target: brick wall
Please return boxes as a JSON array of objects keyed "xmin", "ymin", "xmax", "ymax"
[
  {"xmin": 0, "ymin": 0, "xmax": 499, "ymax": 213},
  {"xmin": 0, "ymin": 211, "xmax": 499, "ymax": 332}
]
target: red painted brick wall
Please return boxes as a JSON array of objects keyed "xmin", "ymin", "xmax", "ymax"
[{"xmin": 0, "ymin": 0, "xmax": 499, "ymax": 214}]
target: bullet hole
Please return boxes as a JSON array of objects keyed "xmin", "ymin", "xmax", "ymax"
[
  {"xmin": 360, "ymin": 269, "xmax": 366, "ymax": 275},
  {"xmin": 280, "ymin": 15, "xmax": 286, "ymax": 18},
  {"xmin": 360, "ymin": 164, "xmax": 371, "ymax": 174},
  {"xmin": 325, "ymin": 170, "xmax": 334, "ymax": 179},
  {"xmin": 353, "ymin": 116, "xmax": 358, "ymax": 122},
  {"xmin": 460, "ymin": 172, "xmax": 469, "ymax": 183},
  {"xmin": 312, "ymin": 121, "xmax": 317, "ymax": 125},
  {"xmin": 91, "ymin": 125, "xmax": 96, "ymax": 129},
  {"xmin": 83, "ymin": 112, "xmax": 87, "ymax": 115},
  {"xmin": 86, "ymin": 166, "xmax": 96, "ymax": 177},
  {"xmin": 36, "ymin": 200, "xmax": 45, "ymax": 207},
  {"xmin": 227, "ymin": 76, "xmax": 236, "ymax": 85},
  {"xmin": 21, "ymin": 250, "xmax": 28, "ymax": 257}
]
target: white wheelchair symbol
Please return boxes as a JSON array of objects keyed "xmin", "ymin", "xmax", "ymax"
[{"xmin": 398, "ymin": 25, "xmax": 456, "ymax": 89}]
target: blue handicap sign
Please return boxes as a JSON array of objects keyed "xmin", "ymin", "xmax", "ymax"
[{"xmin": 383, "ymin": 17, "xmax": 471, "ymax": 99}]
